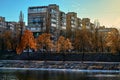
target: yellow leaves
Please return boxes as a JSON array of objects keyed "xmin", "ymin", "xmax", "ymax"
[
  {"xmin": 74, "ymin": 29, "xmax": 92, "ymax": 51},
  {"xmin": 56, "ymin": 36, "xmax": 73, "ymax": 52},
  {"xmin": 105, "ymin": 29, "xmax": 119, "ymax": 53},
  {"xmin": 64, "ymin": 38, "xmax": 73, "ymax": 51},
  {"xmin": 36, "ymin": 33, "xmax": 53, "ymax": 51}
]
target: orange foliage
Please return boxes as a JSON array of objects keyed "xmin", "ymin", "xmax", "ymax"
[
  {"xmin": 105, "ymin": 29, "xmax": 119, "ymax": 53},
  {"xmin": 37, "ymin": 33, "xmax": 54, "ymax": 51},
  {"xmin": 16, "ymin": 30, "xmax": 37, "ymax": 54},
  {"xmin": 74, "ymin": 29, "xmax": 92, "ymax": 52},
  {"xmin": 56, "ymin": 36, "xmax": 73, "ymax": 52},
  {"xmin": 2, "ymin": 31, "xmax": 13, "ymax": 50}
]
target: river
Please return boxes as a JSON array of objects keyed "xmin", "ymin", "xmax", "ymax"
[
  {"xmin": 0, "ymin": 68, "xmax": 120, "ymax": 80},
  {"xmin": 0, "ymin": 60, "xmax": 120, "ymax": 80}
]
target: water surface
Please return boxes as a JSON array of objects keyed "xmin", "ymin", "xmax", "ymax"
[{"xmin": 0, "ymin": 69, "xmax": 120, "ymax": 80}]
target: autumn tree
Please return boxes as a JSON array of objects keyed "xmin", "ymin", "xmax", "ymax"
[
  {"xmin": 74, "ymin": 28, "xmax": 93, "ymax": 52},
  {"xmin": 105, "ymin": 29, "xmax": 119, "ymax": 53},
  {"xmin": 56, "ymin": 36, "xmax": 73, "ymax": 53},
  {"xmin": 16, "ymin": 30, "xmax": 37, "ymax": 54},
  {"xmin": 64, "ymin": 38, "xmax": 73, "ymax": 52},
  {"xmin": 36, "ymin": 33, "xmax": 54, "ymax": 52},
  {"xmin": 0, "ymin": 29, "xmax": 21, "ymax": 52},
  {"xmin": 11, "ymin": 32, "xmax": 20, "ymax": 51},
  {"xmin": 1, "ymin": 30, "xmax": 13, "ymax": 51},
  {"xmin": 0, "ymin": 34, "xmax": 3, "ymax": 50}
]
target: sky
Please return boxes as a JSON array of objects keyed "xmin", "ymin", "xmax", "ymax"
[{"xmin": 0, "ymin": 0, "xmax": 120, "ymax": 29}]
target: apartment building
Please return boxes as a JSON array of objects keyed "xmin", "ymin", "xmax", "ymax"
[
  {"xmin": 66, "ymin": 12, "xmax": 77, "ymax": 39},
  {"xmin": 0, "ymin": 11, "xmax": 25, "ymax": 34},
  {"xmin": 81, "ymin": 18, "xmax": 91, "ymax": 29},
  {"xmin": 0, "ymin": 16, "xmax": 6, "ymax": 28},
  {"xmin": 77, "ymin": 18, "xmax": 82, "ymax": 30},
  {"xmin": 0, "ymin": 16, "xmax": 6, "ymax": 33},
  {"xmin": 28, "ymin": 4, "xmax": 60, "ymax": 37},
  {"xmin": 59, "ymin": 11, "xmax": 66, "ymax": 36}
]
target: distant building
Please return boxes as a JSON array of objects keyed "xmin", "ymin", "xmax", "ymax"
[
  {"xmin": 6, "ymin": 21, "xmax": 17, "ymax": 31},
  {"xmin": 77, "ymin": 18, "xmax": 82, "ymax": 30},
  {"xmin": 6, "ymin": 21, "xmax": 25, "ymax": 33},
  {"xmin": 27, "ymin": 4, "xmax": 119, "ymax": 41},
  {"xmin": 28, "ymin": 4, "xmax": 61, "ymax": 37},
  {"xmin": 82, "ymin": 18, "xmax": 91, "ymax": 29},
  {"xmin": 59, "ymin": 11, "xmax": 66, "ymax": 37},
  {"xmin": 0, "ymin": 16, "xmax": 6, "ymax": 33},
  {"xmin": 0, "ymin": 11, "xmax": 25, "ymax": 34},
  {"xmin": 66, "ymin": 12, "xmax": 77, "ymax": 39},
  {"xmin": 0, "ymin": 16, "xmax": 6, "ymax": 28}
]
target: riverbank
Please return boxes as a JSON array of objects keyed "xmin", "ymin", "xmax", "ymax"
[
  {"xmin": 0, "ymin": 60, "xmax": 120, "ymax": 71},
  {"xmin": 0, "ymin": 51, "xmax": 120, "ymax": 62}
]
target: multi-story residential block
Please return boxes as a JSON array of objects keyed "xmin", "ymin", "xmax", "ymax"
[
  {"xmin": 0, "ymin": 16, "xmax": 6, "ymax": 28},
  {"xmin": 6, "ymin": 21, "xmax": 25, "ymax": 32},
  {"xmin": 0, "ymin": 16, "xmax": 6, "ymax": 33},
  {"xmin": 66, "ymin": 12, "xmax": 77, "ymax": 39},
  {"xmin": 0, "ymin": 11, "xmax": 25, "ymax": 34},
  {"xmin": 28, "ymin": 4, "xmax": 60, "ymax": 37},
  {"xmin": 77, "ymin": 18, "xmax": 82, "ymax": 30},
  {"xmin": 82, "ymin": 18, "xmax": 90, "ymax": 29},
  {"xmin": 59, "ymin": 11, "xmax": 66, "ymax": 36},
  {"xmin": 27, "ymin": 4, "xmax": 119, "ymax": 42},
  {"xmin": 6, "ymin": 22, "xmax": 17, "ymax": 31}
]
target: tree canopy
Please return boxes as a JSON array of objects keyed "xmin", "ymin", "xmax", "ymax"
[{"xmin": 16, "ymin": 30, "xmax": 37, "ymax": 54}]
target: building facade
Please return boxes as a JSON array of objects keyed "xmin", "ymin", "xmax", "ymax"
[
  {"xmin": 82, "ymin": 18, "xmax": 91, "ymax": 29},
  {"xmin": 27, "ymin": 4, "xmax": 117, "ymax": 41},
  {"xmin": 0, "ymin": 16, "xmax": 6, "ymax": 28},
  {"xmin": 59, "ymin": 11, "xmax": 66, "ymax": 36},
  {"xmin": 0, "ymin": 12, "xmax": 25, "ymax": 34},
  {"xmin": 28, "ymin": 4, "xmax": 61, "ymax": 37},
  {"xmin": 77, "ymin": 18, "xmax": 82, "ymax": 30},
  {"xmin": 66, "ymin": 12, "xmax": 77, "ymax": 39},
  {"xmin": 0, "ymin": 16, "xmax": 6, "ymax": 33}
]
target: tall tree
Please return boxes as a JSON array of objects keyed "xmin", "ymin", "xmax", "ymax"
[
  {"xmin": 37, "ymin": 33, "xmax": 54, "ymax": 52},
  {"xmin": 105, "ymin": 29, "xmax": 119, "ymax": 53},
  {"xmin": 74, "ymin": 29, "xmax": 92, "ymax": 52},
  {"xmin": 16, "ymin": 30, "xmax": 37, "ymax": 54},
  {"xmin": 56, "ymin": 36, "xmax": 73, "ymax": 53},
  {"xmin": 2, "ymin": 30, "xmax": 13, "ymax": 50}
]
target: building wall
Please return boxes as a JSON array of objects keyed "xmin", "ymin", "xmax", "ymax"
[
  {"xmin": 28, "ymin": 6, "xmax": 48, "ymax": 34},
  {"xmin": 82, "ymin": 18, "xmax": 90, "ymax": 29},
  {"xmin": 77, "ymin": 18, "xmax": 82, "ymax": 30},
  {"xmin": 59, "ymin": 11, "xmax": 66, "ymax": 37},
  {"xmin": 28, "ymin": 4, "xmax": 60, "ymax": 37},
  {"xmin": 66, "ymin": 12, "xmax": 77, "ymax": 39},
  {"xmin": 0, "ymin": 16, "xmax": 6, "ymax": 28},
  {"xmin": 0, "ymin": 17, "xmax": 6, "ymax": 33},
  {"xmin": 48, "ymin": 4, "xmax": 60, "ymax": 34}
]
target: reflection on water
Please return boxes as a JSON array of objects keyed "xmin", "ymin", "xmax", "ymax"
[{"xmin": 0, "ymin": 69, "xmax": 120, "ymax": 80}]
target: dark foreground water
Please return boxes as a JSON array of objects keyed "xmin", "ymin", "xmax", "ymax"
[{"xmin": 0, "ymin": 69, "xmax": 120, "ymax": 80}]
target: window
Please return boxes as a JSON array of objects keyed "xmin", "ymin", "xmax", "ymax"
[
  {"xmin": 51, "ymin": 23, "xmax": 56, "ymax": 27},
  {"xmin": 31, "ymin": 28, "xmax": 36, "ymax": 31},
  {"xmin": 51, "ymin": 19, "xmax": 56, "ymax": 22},
  {"xmin": 37, "ymin": 8, "xmax": 47, "ymax": 13},
  {"xmin": 71, "ymin": 25, "xmax": 75, "ymax": 28},
  {"xmin": 51, "ymin": 9, "xmax": 56, "ymax": 14},
  {"xmin": 29, "ymin": 8, "xmax": 47, "ymax": 13}
]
